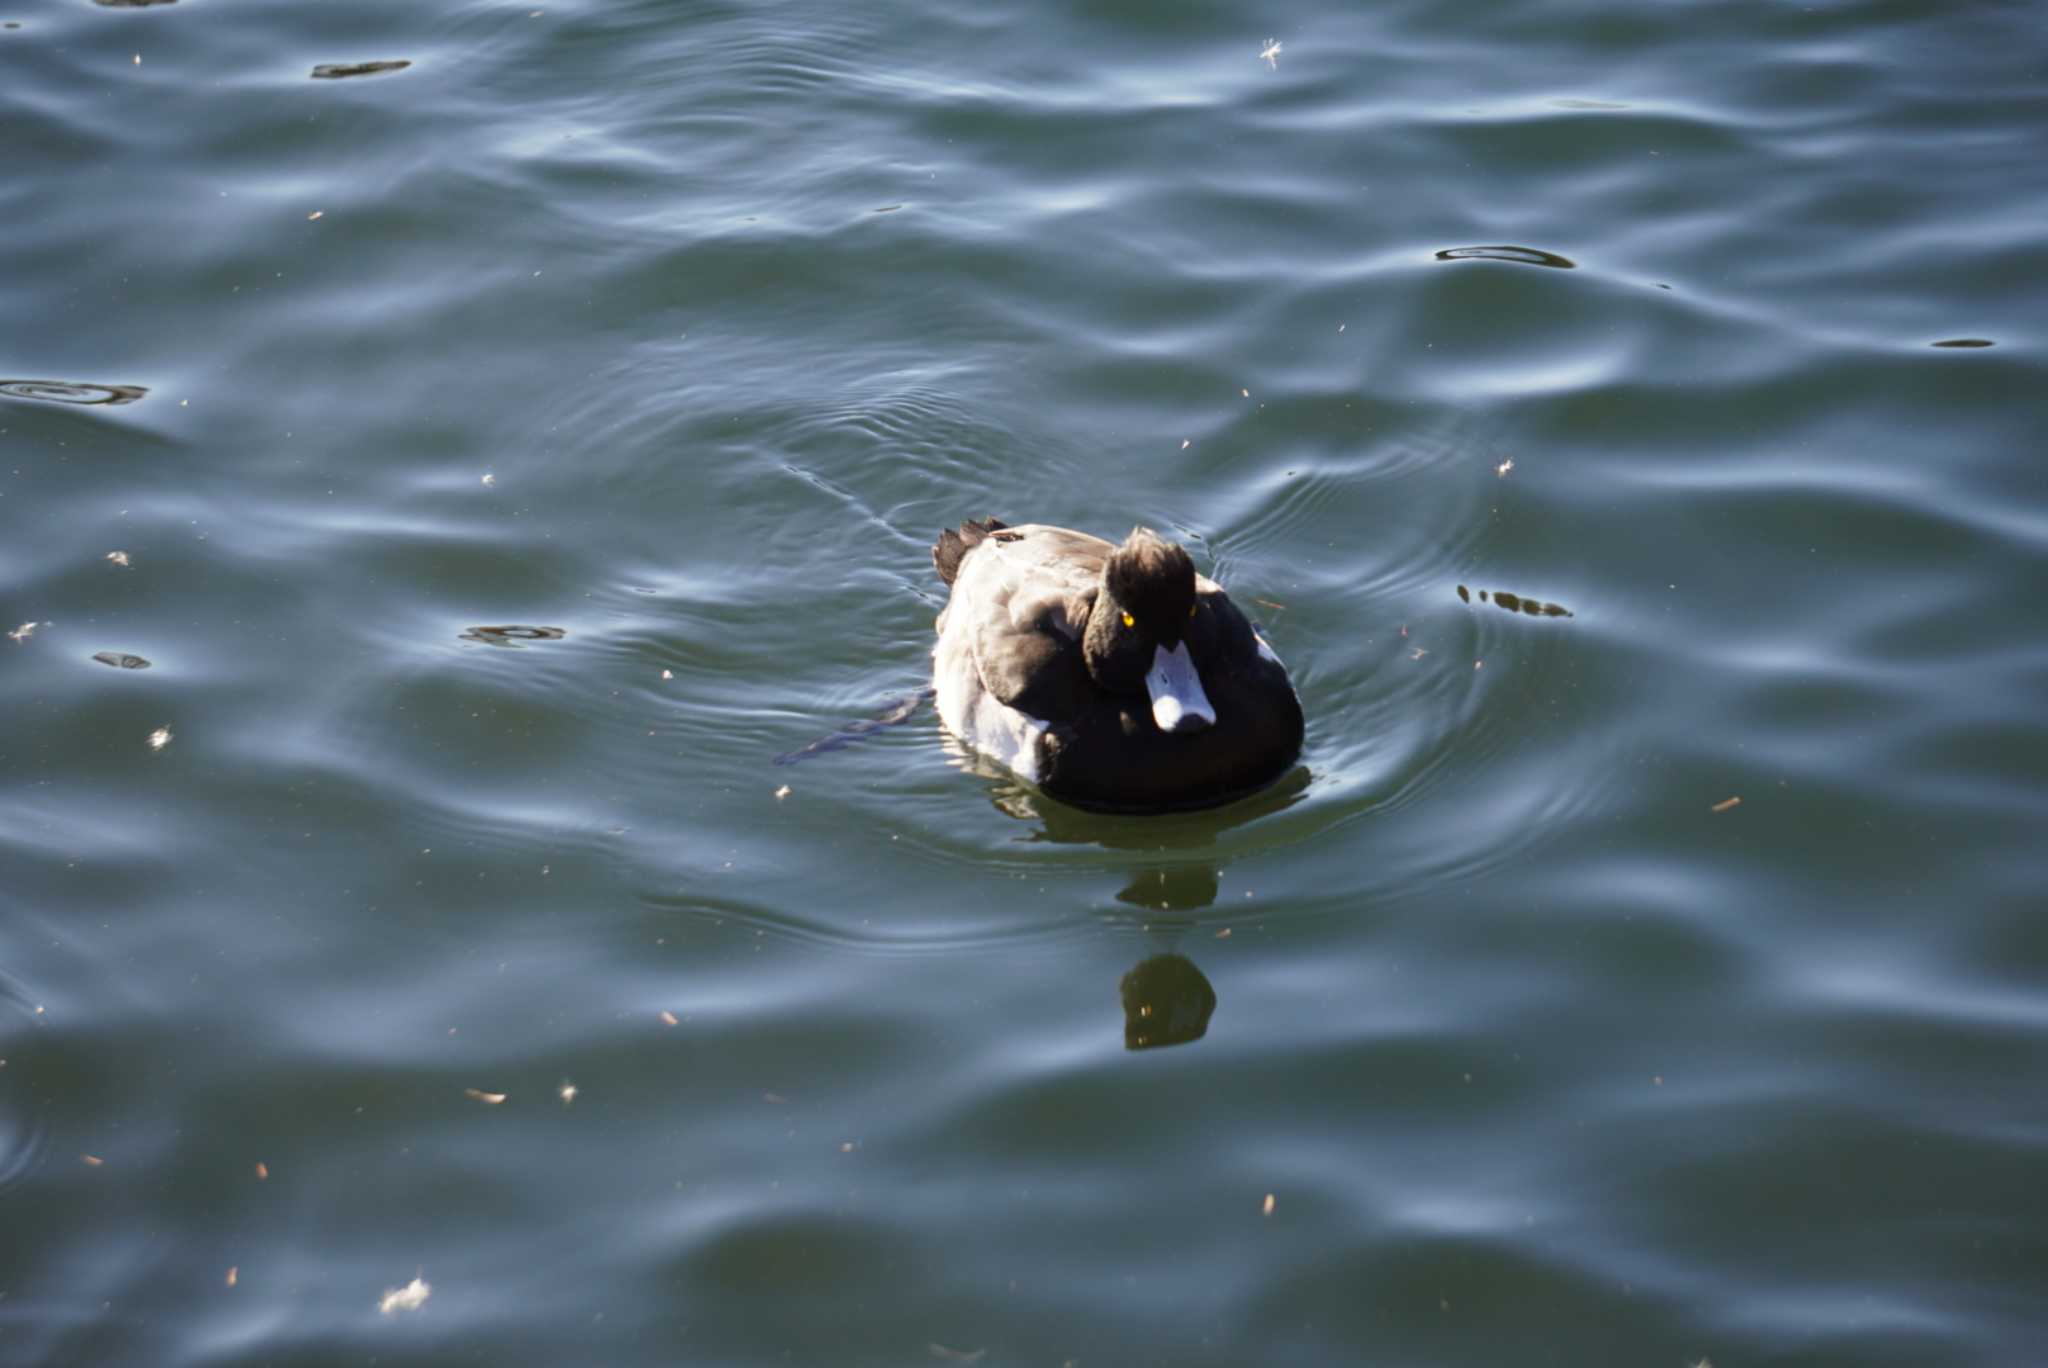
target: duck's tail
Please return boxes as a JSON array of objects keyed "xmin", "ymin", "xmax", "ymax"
[{"xmin": 931, "ymin": 517, "xmax": 1009, "ymax": 586}]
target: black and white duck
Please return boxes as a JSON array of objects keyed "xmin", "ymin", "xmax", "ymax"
[{"xmin": 930, "ymin": 518, "xmax": 1302, "ymax": 812}]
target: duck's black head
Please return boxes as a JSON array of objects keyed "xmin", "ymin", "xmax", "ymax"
[{"xmin": 1083, "ymin": 528, "xmax": 1214, "ymax": 732}]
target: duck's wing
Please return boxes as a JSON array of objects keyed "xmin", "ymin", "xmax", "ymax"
[{"xmin": 954, "ymin": 525, "xmax": 1106, "ymax": 722}]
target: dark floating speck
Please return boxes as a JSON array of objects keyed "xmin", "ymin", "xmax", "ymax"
[
  {"xmin": 311, "ymin": 60, "xmax": 412, "ymax": 80},
  {"xmin": 0, "ymin": 379, "xmax": 147, "ymax": 407},
  {"xmin": 1435, "ymin": 245, "xmax": 1577, "ymax": 270},
  {"xmin": 1930, "ymin": 338, "xmax": 1993, "ymax": 348},
  {"xmin": 91, "ymin": 651, "xmax": 151, "ymax": 670},
  {"xmin": 460, "ymin": 625, "xmax": 565, "ymax": 647},
  {"xmin": 1459, "ymin": 585, "xmax": 1572, "ymax": 618},
  {"xmin": 871, "ymin": 204, "xmax": 903, "ymax": 214},
  {"xmin": 94, "ymin": 0, "xmax": 178, "ymax": 7}
]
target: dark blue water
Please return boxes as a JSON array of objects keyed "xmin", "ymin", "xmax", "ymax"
[{"xmin": 3, "ymin": 1, "xmax": 2044, "ymax": 1363}]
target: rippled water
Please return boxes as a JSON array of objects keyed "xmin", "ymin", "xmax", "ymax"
[{"xmin": 3, "ymin": 0, "xmax": 2044, "ymax": 1363}]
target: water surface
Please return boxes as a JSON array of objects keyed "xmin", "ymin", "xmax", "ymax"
[{"xmin": 3, "ymin": 0, "xmax": 2045, "ymax": 1364}]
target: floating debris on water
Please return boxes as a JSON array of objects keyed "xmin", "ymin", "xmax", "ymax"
[
  {"xmin": 1930, "ymin": 338, "xmax": 1993, "ymax": 348},
  {"xmin": 106, "ymin": 550, "xmax": 131, "ymax": 567},
  {"xmin": 377, "ymin": 1276, "xmax": 431, "ymax": 1314},
  {"xmin": 459, "ymin": 625, "xmax": 565, "ymax": 647},
  {"xmin": 464, "ymin": 1088, "xmax": 507, "ymax": 1105},
  {"xmin": 558, "ymin": 1081, "xmax": 577, "ymax": 1105},
  {"xmin": 92, "ymin": 651, "xmax": 151, "ymax": 669},
  {"xmin": 774, "ymin": 784, "xmax": 791, "ymax": 799},
  {"xmin": 659, "ymin": 1010, "xmax": 679, "ymax": 1026},
  {"xmin": 255, "ymin": 1161, "xmax": 269, "ymax": 1180},
  {"xmin": 480, "ymin": 472, "xmax": 496, "ymax": 487},
  {"xmin": 1456, "ymin": 585, "xmax": 1573, "ymax": 618},
  {"xmin": 1259, "ymin": 38, "xmax": 1282, "ymax": 69},
  {"xmin": 0, "ymin": 379, "xmax": 147, "ymax": 406},
  {"xmin": 225, "ymin": 1266, "xmax": 238, "ymax": 1287},
  {"xmin": 1435, "ymin": 245, "xmax": 1577, "ymax": 270},
  {"xmin": 312, "ymin": 60, "xmax": 413, "ymax": 80},
  {"xmin": 7, "ymin": 622, "xmax": 37, "ymax": 643},
  {"xmin": 81, "ymin": 1153, "xmax": 104, "ymax": 1167},
  {"xmin": 1262, "ymin": 1193, "xmax": 1276, "ymax": 1216},
  {"xmin": 1711, "ymin": 796, "xmax": 1742, "ymax": 813},
  {"xmin": 1495, "ymin": 458, "xmax": 1515, "ymax": 477},
  {"xmin": 928, "ymin": 1345, "xmax": 986, "ymax": 1364},
  {"xmin": 148, "ymin": 726, "xmax": 173, "ymax": 750}
]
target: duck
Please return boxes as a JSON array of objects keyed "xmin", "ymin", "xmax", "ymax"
[{"xmin": 930, "ymin": 518, "xmax": 1303, "ymax": 812}]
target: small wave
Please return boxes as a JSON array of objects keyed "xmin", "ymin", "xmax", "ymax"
[
  {"xmin": 0, "ymin": 379, "xmax": 147, "ymax": 406},
  {"xmin": 775, "ymin": 690, "xmax": 929, "ymax": 766},
  {"xmin": 1435, "ymin": 245, "xmax": 1577, "ymax": 270}
]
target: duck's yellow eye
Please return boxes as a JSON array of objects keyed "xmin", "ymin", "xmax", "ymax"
[{"xmin": 1120, "ymin": 611, "xmax": 1135, "ymax": 629}]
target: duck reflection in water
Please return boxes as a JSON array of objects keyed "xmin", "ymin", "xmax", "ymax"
[
  {"xmin": 777, "ymin": 716, "xmax": 1282, "ymax": 1050},
  {"xmin": 1121, "ymin": 953, "xmax": 1217, "ymax": 1050},
  {"xmin": 1112, "ymin": 863, "xmax": 1221, "ymax": 1051}
]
